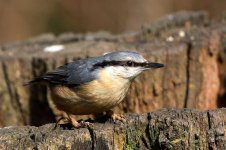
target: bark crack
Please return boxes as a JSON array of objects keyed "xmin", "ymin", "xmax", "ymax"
[
  {"xmin": 207, "ymin": 110, "xmax": 214, "ymax": 150},
  {"xmin": 1, "ymin": 62, "xmax": 26, "ymax": 125},
  {"xmin": 207, "ymin": 111, "xmax": 212, "ymax": 129},
  {"xmin": 184, "ymin": 41, "xmax": 192, "ymax": 108},
  {"xmin": 112, "ymin": 124, "xmax": 115, "ymax": 150},
  {"xmin": 87, "ymin": 126, "xmax": 96, "ymax": 150}
]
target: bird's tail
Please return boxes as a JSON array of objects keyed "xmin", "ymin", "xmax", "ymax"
[{"xmin": 23, "ymin": 77, "xmax": 44, "ymax": 86}]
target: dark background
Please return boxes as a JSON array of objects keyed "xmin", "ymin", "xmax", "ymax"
[{"xmin": 0, "ymin": 0, "xmax": 226, "ymax": 43}]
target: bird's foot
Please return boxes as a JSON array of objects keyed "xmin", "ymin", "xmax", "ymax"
[
  {"xmin": 106, "ymin": 110, "xmax": 126, "ymax": 123},
  {"xmin": 53, "ymin": 116, "xmax": 71, "ymax": 130},
  {"xmin": 69, "ymin": 118, "xmax": 80, "ymax": 127},
  {"xmin": 67, "ymin": 114, "xmax": 93, "ymax": 128},
  {"xmin": 54, "ymin": 114, "xmax": 93, "ymax": 129},
  {"xmin": 79, "ymin": 120, "xmax": 93, "ymax": 127},
  {"xmin": 56, "ymin": 116, "xmax": 70, "ymax": 124}
]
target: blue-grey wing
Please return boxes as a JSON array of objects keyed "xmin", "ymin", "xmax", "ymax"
[
  {"xmin": 28, "ymin": 58, "xmax": 99, "ymax": 87},
  {"xmin": 66, "ymin": 59, "xmax": 98, "ymax": 86}
]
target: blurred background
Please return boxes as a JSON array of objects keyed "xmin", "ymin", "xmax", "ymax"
[{"xmin": 0, "ymin": 0, "xmax": 226, "ymax": 43}]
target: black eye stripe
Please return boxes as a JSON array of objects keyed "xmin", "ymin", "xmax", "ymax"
[
  {"xmin": 94, "ymin": 61, "xmax": 147, "ymax": 68},
  {"xmin": 127, "ymin": 61, "xmax": 133, "ymax": 66}
]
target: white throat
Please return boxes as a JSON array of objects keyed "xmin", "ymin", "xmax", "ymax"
[{"xmin": 104, "ymin": 66, "xmax": 143, "ymax": 80}]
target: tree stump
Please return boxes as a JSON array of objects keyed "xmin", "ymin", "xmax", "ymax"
[{"xmin": 0, "ymin": 108, "xmax": 225, "ymax": 149}]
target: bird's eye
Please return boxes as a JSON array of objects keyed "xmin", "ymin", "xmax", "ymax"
[{"xmin": 127, "ymin": 61, "xmax": 134, "ymax": 66}]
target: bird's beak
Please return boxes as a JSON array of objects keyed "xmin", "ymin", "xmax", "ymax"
[{"xmin": 144, "ymin": 62, "xmax": 164, "ymax": 69}]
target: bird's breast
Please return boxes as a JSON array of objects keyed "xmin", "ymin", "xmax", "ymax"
[
  {"xmin": 50, "ymin": 69, "xmax": 131, "ymax": 115},
  {"xmin": 76, "ymin": 72, "xmax": 131, "ymax": 107}
]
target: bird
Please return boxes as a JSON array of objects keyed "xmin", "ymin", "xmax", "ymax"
[{"xmin": 27, "ymin": 51, "xmax": 164, "ymax": 127}]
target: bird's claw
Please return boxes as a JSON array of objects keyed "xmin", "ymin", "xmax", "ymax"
[
  {"xmin": 106, "ymin": 110, "xmax": 126, "ymax": 123},
  {"xmin": 78, "ymin": 120, "xmax": 93, "ymax": 128},
  {"xmin": 58, "ymin": 114, "xmax": 93, "ymax": 128},
  {"xmin": 111, "ymin": 114, "xmax": 126, "ymax": 123}
]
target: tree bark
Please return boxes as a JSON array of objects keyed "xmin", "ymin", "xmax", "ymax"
[{"xmin": 0, "ymin": 108, "xmax": 225, "ymax": 150}]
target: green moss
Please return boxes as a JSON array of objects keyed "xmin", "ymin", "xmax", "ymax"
[
  {"xmin": 149, "ymin": 126, "xmax": 160, "ymax": 147},
  {"xmin": 190, "ymin": 134, "xmax": 206, "ymax": 149},
  {"xmin": 124, "ymin": 124, "xmax": 146, "ymax": 150}
]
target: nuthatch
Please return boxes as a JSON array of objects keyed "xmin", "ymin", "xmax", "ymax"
[{"xmin": 28, "ymin": 51, "xmax": 164, "ymax": 127}]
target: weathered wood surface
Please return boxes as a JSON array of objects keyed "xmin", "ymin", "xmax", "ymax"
[
  {"xmin": 0, "ymin": 11, "xmax": 225, "ymax": 127},
  {"xmin": 0, "ymin": 108, "xmax": 225, "ymax": 150}
]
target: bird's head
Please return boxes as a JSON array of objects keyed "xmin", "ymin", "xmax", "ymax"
[{"xmin": 93, "ymin": 51, "xmax": 164, "ymax": 80}]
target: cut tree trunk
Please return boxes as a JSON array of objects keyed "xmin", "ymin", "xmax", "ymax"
[
  {"xmin": 0, "ymin": 11, "xmax": 225, "ymax": 127},
  {"xmin": 0, "ymin": 108, "xmax": 225, "ymax": 150}
]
